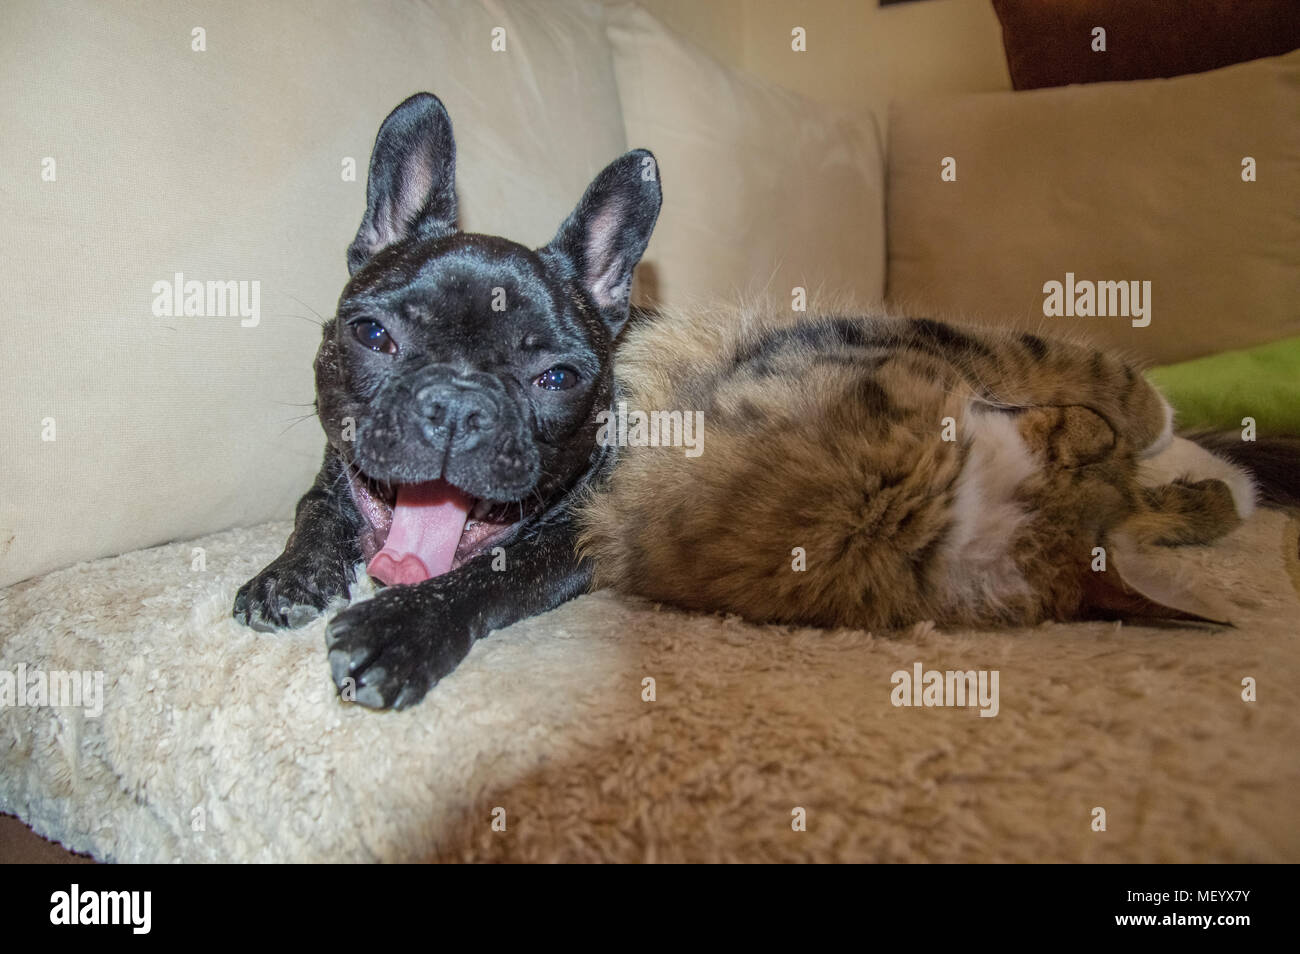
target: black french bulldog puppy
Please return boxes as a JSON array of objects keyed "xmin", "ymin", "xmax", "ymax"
[{"xmin": 233, "ymin": 92, "xmax": 661, "ymax": 709}]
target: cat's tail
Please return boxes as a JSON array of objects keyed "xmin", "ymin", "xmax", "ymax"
[{"xmin": 1186, "ymin": 431, "xmax": 1300, "ymax": 509}]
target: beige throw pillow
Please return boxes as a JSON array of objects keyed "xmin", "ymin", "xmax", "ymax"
[
  {"xmin": 886, "ymin": 51, "xmax": 1300, "ymax": 365},
  {"xmin": 606, "ymin": 2, "xmax": 887, "ymax": 311}
]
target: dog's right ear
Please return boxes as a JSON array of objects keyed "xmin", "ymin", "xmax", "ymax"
[{"xmin": 347, "ymin": 93, "xmax": 458, "ymax": 275}]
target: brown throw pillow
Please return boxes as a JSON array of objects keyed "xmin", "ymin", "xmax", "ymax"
[{"xmin": 991, "ymin": 0, "xmax": 1300, "ymax": 89}]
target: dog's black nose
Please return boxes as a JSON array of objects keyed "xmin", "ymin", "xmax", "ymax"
[{"xmin": 416, "ymin": 375, "xmax": 502, "ymax": 450}]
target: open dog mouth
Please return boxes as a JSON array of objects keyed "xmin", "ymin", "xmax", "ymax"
[{"xmin": 346, "ymin": 469, "xmax": 526, "ymax": 586}]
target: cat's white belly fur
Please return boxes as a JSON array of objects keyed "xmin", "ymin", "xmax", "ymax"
[{"xmin": 933, "ymin": 407, "xmax": 1038, "ymax": 615}]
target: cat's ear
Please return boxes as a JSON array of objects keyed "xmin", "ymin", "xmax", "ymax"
[
  {"xmin": 540, "ymin": 149, "xmax": 662, "ymax": 337},
  {"xmin": 1082, "ymin": 533, "xmax": 1236, "ymax": 625},
  {"xmin": 348, "ymin": 93, "xmax": 458, "ymax": 275}
]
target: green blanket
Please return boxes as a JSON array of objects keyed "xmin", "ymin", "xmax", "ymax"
[{"xmin": 1148, "ymin": 336, "xmax": 1300, "ymax": 436}]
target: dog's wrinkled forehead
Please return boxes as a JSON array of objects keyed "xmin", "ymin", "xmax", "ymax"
[{"xmin": 342, "ymin": 234, "xmax": 591, "ymax": 347}]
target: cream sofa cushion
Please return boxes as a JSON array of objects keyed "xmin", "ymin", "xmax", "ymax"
[
  {"xmin": 605, "ymin": 2, "xmax": 886, "ymax": 310},
  {"xmin": 0, "ymin": 0, "xmax": 627, "ymax": 586},
  {"xmin": 886, "ymin": 51, "xmax": 1300, "ymax": 365}
]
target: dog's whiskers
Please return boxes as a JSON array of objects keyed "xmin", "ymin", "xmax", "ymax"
[
  {"xmin": 270, "ymin": 312, "xmax": 327, "ymax": 328},
  {"xmin": 275, "ymin": 412, "xmax": 319, "ymax": 438},
  {"xmin": 285, "ymin": 293, "xmax": 328, "ymax": 324}
]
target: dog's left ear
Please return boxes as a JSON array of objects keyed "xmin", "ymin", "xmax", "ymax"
[{"xmin": 541, "ymin": 149, "xmax": 662, "ymax": 336}]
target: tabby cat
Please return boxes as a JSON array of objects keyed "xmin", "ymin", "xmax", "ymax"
[{"xmin": 577, "ymin": 304, "xmax": 1259, "ymax": 629}]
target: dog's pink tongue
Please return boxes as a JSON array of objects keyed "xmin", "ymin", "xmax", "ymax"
[{"xmin": 366, "ymin": 481, "xmax": 473, "ymax": 586}]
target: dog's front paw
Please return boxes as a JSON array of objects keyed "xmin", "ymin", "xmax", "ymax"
[
  {"xmin": 324, "ymin": 586, "xmax": 474, "ymax": 710},
  {"xmin": 233, "ymin": 552, "xmax": 352, "ymax": 633}
]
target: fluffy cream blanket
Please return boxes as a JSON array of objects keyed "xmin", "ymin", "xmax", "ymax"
[{"xmin": 1, "ymin": 511, "xmax": 1297, "ymax": 862}]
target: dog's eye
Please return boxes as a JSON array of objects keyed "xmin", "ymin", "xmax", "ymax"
[
  {"xmin": 534, "ymin": 367, "xmax": 578, "ymax": 391},
  {"xmin": 351, "ymin": 319, "xmax": 396, "ymax": 355}
]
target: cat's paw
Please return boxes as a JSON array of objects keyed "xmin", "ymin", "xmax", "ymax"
[
  {"xmin": 1138, "ymin": 436, "xmax": 1256, "ymax": 519},
  {"xmin": 1014, "ymin": 405, "xmax": 1115, "ymax": 467}
]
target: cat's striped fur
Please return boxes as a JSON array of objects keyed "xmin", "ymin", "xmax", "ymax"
[{"xmin": 577, "ymin": 304, "xmax": 1254, "ymax": 629}]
